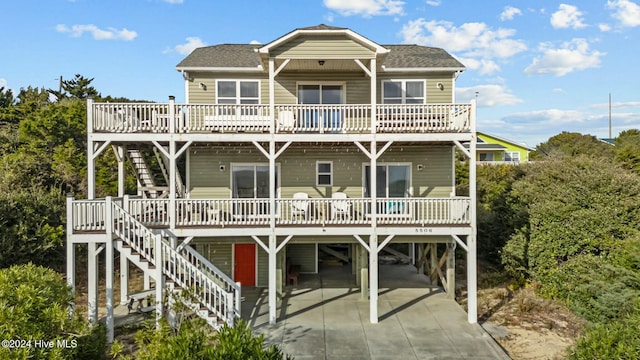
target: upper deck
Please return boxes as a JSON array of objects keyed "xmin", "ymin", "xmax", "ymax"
[{"xmin": 88, "ymin": 100, "xmax": 474, "ymax": 139}]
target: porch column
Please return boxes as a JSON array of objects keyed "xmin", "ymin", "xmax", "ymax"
[
  {"xmin": 467, "ymin": 98, "xmax": 478, "ymax": 323},
  {"xmin": 87, "ymin": 97, "xmax": 95, "ymax": 199},
  {"xmin": 105, "ymin": 216, "xmax": 114, "ymax": 342},
  {"xmin": 169, "ymin": 97, "xmax": 177, "ymax": 230},
  {"xmin": 66, "ymin": 195, "xmax": 75, "ymax": 296},
  {"xmin": 268, "ymin": 58, "xmax": 275, "ymax": 134},
  {"xmin": 369, "ymin": 140, "xmax": 378, "ymax": 323},
  {"xmin": 115, "ymin": 145, "xmax": 126, "ymax": 197},
  {"xmin": 268, "ymin": 140, "xmax": 277, "ymax": 324},
  {"xmin": 446, "ymin": 242, "xmax": 456, "ymax": 299},
  {"xmin": 87, "ymin": 244, "xmax": 99, "ymax": 323}
]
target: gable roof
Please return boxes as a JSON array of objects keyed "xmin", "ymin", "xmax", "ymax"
[
  {"xmin": 478, "ymin": 132, "xmax": 535, "ymax": 151},
  {"xmin": 176, "ymin": 25, "xmax": 464, "ymax": 71}
]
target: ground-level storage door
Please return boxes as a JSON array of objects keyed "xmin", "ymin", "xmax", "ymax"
[{"xmin": 234, "ymin": 243, "xmax": 256, "ymax": 286}]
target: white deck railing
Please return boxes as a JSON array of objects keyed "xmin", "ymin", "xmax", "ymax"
[
  {"xmin": 69, "ymin": 197, "xmax": 471, "ymax": 230},
  {"xmin": 89, "ymin": 101, "xmax": 472, "ymax": 134}
]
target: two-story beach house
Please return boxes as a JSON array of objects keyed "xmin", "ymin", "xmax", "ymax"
[
  {"xmin": 66, "ymin": 25, "xmax": 477, "ymax": 342},
  {"xmin": 476, "ymin": 131, "xmax": 534, "ymax": 164}
]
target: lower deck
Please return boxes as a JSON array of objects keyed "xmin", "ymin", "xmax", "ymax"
[{"xmin": 243, "ymin": 264, "xmax": 507, "ymax": 359}]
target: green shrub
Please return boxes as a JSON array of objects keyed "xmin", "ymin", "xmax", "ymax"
[
  {"xmin": 537, "ymin": 253, "xmax": 640, "ymax": 323},
  {"xmin": 212, "ymin": 319, "xmax": 292, "ymax": 360},
  {"xmin": 0, "ymin": 263, "xmax": 106, "ymax": 359},
  {"xmin": 569, "ymin": 313, "xmax": 640, "ymax": 359},
  {"xmin": 130, "ymin": 318, "xmax": 292, "ymax": 360},
  {"xmin": 501, "ymin": 156, "xmax": 640, "ymax": 279}
]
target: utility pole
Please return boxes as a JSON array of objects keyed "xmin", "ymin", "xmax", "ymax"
[{"xmin": 59, "ymin": 76, "xmax": 63, "ymax": 96}]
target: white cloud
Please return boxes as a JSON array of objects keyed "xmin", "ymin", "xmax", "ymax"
[
  {"xmin": 598, "ymin": 23, "xmax": 612, "ymax": 31},
  {"xmin": 249, "ymin": 40, "xmax": 261, "ymax": 45},
  {"xmin": 524, "ymin": 38, "xmax": 604, "ymax": 76},
  {"xmin": 56, "ymin": 24, "xmax": 137, "ymax": 41},
  {"xmin": 607, "ymin": 0, "xmax": 640, "ymax": 27},
  {"xmin": 400, "ymin": 19, "xmax": 527, "ymax": 73},
  {"xmin": 500, "ymin": 6, "xmax": 522, "ymax": 21},
  {"xmin": 550, "ymin": 4, "xmax": 587, "ymax": 29},
  {"xmin": 323, "ymin": 0, "xmax": 404, "ymax": 17},
  {"xmin": 163, "ymin": 0, "xmax": 184, "ymax": 3},
  {"xmin": 457, "ymin": 85, "xmax": 523, "ymax": 107},
  {"xmin": 172, "ymin": 37, "xmax": 206, "ymax": 55},
  {"xmin": 426, "ymin": 0, "xmax": 441, "ymax": 6},
  {"xmin": 457, "ymin": 57, "xmax": 501, "ymax": 75},
  {"xmin": 505, "ymin": 109, "xmax": 589, "ymax": 126},
  {"xmin": 0, "ymin": 78, "xmax": 6, "ymax": 88}
]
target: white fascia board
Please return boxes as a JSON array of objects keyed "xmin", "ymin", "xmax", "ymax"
[
  {"xmin": 175, "ymin": 66, "xmax": 264, "ymax": 72},
  {"xmin": 381, "ymin": 66, "xmax": 466, "ymax": 72},
  {"xmin": 259, "ymin": 29, "xmax": 389, "ymax": 55}
]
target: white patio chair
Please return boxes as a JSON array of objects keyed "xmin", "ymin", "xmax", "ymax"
[
  {"xmin": 278, "ymin": 110, "xmax": 295, "ymax": 131},
  {"xmin": 291, "ymin": 192, "xmax": 310, "ymax": 220},
  {"xmin": 331, "ymin": 192, "xmax": 351, "ymax": 220}
]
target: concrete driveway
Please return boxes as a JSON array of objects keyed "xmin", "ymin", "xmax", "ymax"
[{"xmin": 242, "ymin": 264, "xmax": 509, "ymax": 360}]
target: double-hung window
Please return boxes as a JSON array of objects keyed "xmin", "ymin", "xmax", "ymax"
[
  {"xmin": 316, "ymin": 161, "xmax": 333, "ymax": 186},
  {"xmin": 217, "ymin": 80, "xmax": 260, "ymax": 115},
  {"xmin": 504, "ymin": 152, "xmax": 520, "ymax": 162},
  {"xmin": 382, "ymin": 80, "xmax": 425, "ymax": 104}
]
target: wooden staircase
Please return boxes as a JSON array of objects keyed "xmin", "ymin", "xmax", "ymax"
[{"xmin": 111, "ymin": 201, "xmax": 240, "ymax": 329}]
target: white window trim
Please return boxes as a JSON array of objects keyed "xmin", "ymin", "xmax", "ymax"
[
  {"xmin": 316, "ymin": 161, "xmax": 333, "ymax": 186},
  {"xmin": 229, "ymin": 163, "xmax": 280, "ymax": 198},
  {"xmin": 216, "ymin": 79, "xmax": 261, "ymax": 104},
  {"xmin": 381, "ymin": 80, "xmax": 426, "ymax": 104},
  {"xmin": 361, "ymin": 162, "xmax": 413, "ymax": 197}
]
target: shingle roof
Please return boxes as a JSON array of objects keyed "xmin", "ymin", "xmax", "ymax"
[
  {"xmin": 176, "ymin": 44, "xmax": 262, "ymax": 68},
  {"xmin": 382, "ymin": 45, "xmax": 464, "ymax": 69},
  {"xmin": 176, "ymin": 27, "xmax": 464, "ymax": 70}
]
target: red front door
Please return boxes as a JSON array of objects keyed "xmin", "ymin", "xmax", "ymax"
[{"xmin": 234, "ymin": 244, "xmax": 256, "ymax": 286}]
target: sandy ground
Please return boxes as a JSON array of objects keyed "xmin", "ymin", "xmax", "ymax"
[{"xmin": 476, "ymin": 286, "xmax": 584, "ymax": 360}]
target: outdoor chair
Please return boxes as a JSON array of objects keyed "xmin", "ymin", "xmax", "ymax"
[
  {"xmin": 331, "ymin": 192, "xmax": 351, "ymax": 220},
  {"xmin": 291, "ymin": 192, "xmax": 310, "ymax": 220}
]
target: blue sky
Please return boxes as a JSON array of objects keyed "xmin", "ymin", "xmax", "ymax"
[{"xmin": 2, "ymin": 0, "xmax": 640, "ymax": 146}]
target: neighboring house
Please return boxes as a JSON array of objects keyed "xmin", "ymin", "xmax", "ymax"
[
  {"xmin": 476, "ymin": 132, "xmax": 534, "ymax": 164},
  {"xmin": 66, "ymin": 24, "xmax": 478, "ymax": 341}
]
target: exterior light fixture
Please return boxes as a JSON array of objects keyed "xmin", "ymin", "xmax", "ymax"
[{"xmin": 318, "ymin": 60, "xmax": 325, "ymax": 66}]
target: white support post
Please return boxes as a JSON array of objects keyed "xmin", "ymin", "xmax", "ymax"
[
  {"xmin": 87, "ymin": 144, "xmax": 96, "ymax": 200},
  {"xmin": 369, "ymin": 235, "xmax": 378, "ymax": 323},
  {"xmin": 268, "ymin": 139, "xmax": 277, "ymax": 324},
  {"xmin": 115, "ymin": 145, "xmax": 126, "ymax": 197},
  {"xmin": 169, "ymin": 97, "xmax": 177, "ymax": 230},
  {"xmin": 105, "ymin": 198, "xmax": 114, "ymax": 342},
  {"xmin": 155, "ymin": 234, "xmax": 164, "ymax": 328},
  {"xmin": 120, "ymin": 255, "xmax": 128, "ymax": 305},
  {"xmin": 370, "ymin": 58, "xmax": 377, "ymax": 134},
  {"xmin": 368, "ymin": 56, "xmax": 378, "ymax": 323},
  {"xmin": 467, "ymin": 99, "xmax": 478, "ymax": 323},
  {"xmin": 446, "ymin": 242, "xmax": 456, "ymax": 299},
  {"xmin": 87, "ymin": 244, "xmax": 98, "ymax": 323},
  {"xmin": 268, "ymin": 234, "xmax": 277, "ymax": 324},
  {"xmin": 66, "ymin": 195, "xmax": 75, "ymax": 296},
  {"xmin": 268, "ymin": 58, "xmax": 275, "ymax": 134}
]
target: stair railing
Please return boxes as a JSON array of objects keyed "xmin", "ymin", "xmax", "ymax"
[{"xmin": 110, "ymin": 199, "xmax": 238, "ymax": 327}]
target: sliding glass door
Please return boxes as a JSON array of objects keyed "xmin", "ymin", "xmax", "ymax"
[
  {"xmin": 232, "ymin": 164, "xmax": 277, "ymax": 217},
  {"xmin": 298, "ymin": 84, "xmax": 343, "ymax": 130},
  {"xmin": 364, "ymin": 164, "xmax": 411, "ymax": 215}
]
